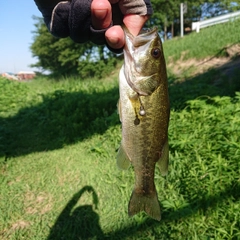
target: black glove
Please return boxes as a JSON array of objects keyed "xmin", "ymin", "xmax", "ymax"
[{"xmin": 34, "ymin": 0, "xmax": 123, "ymax": 46}]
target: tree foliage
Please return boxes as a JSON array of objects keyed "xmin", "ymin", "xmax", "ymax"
[{"xmin": 30, "ymin": 17, "xmax": 119, "ymax": 78}]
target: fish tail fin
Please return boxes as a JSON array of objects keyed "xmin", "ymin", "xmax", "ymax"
[{"xmin": 128, "ymin": 189, "xmax": 161, "ymax": 221}]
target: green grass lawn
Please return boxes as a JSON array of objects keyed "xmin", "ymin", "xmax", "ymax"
[{"xmin": 1, "ymin": 19, "xmax": 240, "ymax": 239}]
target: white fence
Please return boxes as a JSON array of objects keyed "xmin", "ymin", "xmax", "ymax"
[{"xmin": 192, "ymin": 10, "xmax": 240, "ymax": 33}]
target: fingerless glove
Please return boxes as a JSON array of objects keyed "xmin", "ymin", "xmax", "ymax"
[{"xmin": 34, "ymin": 0, "xmax": 111, "ymax": 45}]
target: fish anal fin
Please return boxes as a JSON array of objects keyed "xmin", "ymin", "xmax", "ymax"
[
  {"xmin": 157, "ymin": 139, "xmax": 169, "ymax": 176},
  {"xmin": 116, "ymin": 144, "xmax": 131, "ymax": 170},
  {"xmin": 128, "ymin": 190, "xmax": 161, "ymax": 221}
]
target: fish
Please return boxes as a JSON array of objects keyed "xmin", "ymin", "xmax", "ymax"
[{"xmin": 116, "ymin": 26, "xmax": 170, "ymax": 221}]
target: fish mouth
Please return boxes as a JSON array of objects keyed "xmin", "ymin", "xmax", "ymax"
[
  {"xmin": 123, "ymin": 26, "xmax": 158, "ymax": 48},
  {"xmin": 123, "ymin": 26, "xmax": 159, "ymax": 96}
]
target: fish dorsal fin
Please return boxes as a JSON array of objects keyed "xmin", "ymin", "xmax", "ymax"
[{"xmin": 116, "ymin": 144, "xmax": 131, "ymax": 170}]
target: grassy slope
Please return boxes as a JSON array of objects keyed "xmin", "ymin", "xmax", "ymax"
[
  {"xmin": 163, "ymin": 18, "xmax": 240, "ymax": 62},
  {"xmin": 1, "ymin": 20, "xmax": 240, "ymax": 239}
]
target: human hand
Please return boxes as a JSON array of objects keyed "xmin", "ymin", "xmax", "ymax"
[
  {"xmin": 91, "ymin": 0, "xmax": 149, "ymax": 50},
  {"xmin": 34, "ymin": 0, "xmax": 151, "ymax": 51}
]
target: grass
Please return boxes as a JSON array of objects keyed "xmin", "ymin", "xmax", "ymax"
[
  {"xmin": 163, "ymin": 18, "xmax": 240, "ymax": 62},
  {"xmin": 1, "ymin": 20, "xmax": 240, "ymax": 239}
]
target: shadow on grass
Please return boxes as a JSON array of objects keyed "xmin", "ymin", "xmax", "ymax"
[
  {"xmin": 48, "ymin": 182, "xmax": 239, "ymax": 239},
  {"xmin": 0, "ymin": 56, "xmax": 239, "ymax": 160},
  {"xmin": 47, "ymin": 186, "xmax": 104, "ymax": 240},
  {"xmin": 0, "ymin": 87, "xmax": 119, "ymax": 159}
]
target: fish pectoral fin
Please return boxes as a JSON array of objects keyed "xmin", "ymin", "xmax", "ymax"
[
  {"xmin": 128, "ymin": 189, "xmax": 161, "ymax": 221},
  {"xmin": 116, "ymin": 144, "xmax": 131, "ymax": 170},
  {"xmin": 157, "ymin": 139, "xmax": 169, "ymax": 176},
  {"xmin": 117, "ymin": 99, "xmax": 122, "ymax": 122}
]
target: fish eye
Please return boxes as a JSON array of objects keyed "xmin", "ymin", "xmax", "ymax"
[{"xmin": 151, "ymin": 48, "xmax": 161, "ymax": 58}]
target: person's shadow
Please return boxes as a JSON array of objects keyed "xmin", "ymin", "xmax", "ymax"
[{"xmin": 47, "ymin": 186, "xmax": 104, "ymax": 240}]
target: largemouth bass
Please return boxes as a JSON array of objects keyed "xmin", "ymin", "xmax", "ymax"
[{"xmin": 117, "ymin": 26, "xmax": 170, "ymax": 221}]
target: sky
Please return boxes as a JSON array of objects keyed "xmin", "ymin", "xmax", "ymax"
[{"xmin": 0, "ymin": 1, "xmax": 41, "ymax": 73}]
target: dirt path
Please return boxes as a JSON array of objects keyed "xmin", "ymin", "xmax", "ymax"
[{"xmin": 168, "ymin": 44, "xmax": 240, "ymax": 76}]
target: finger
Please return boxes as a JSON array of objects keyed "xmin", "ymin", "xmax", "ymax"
[
  {"xmin": 105, "ymin": 25, "xmax": 125, "ymax": 49},
  {"xmin": 123, "ymin": 14, "xmax": 149, "ymax": 36},
  {"xmin": 91, "ymin": 0, "xmax": 112, "ymax": 30}
]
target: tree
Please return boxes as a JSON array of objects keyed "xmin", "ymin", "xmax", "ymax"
[
  {"xmin": 149, "ymin": 0, "xmax": 240, "ymax": 39},
  {"xmin": 30, "ymin": 17, "xmax": 118, "ymax": 78},
  {"xmin": 149, "ymin": 0, "xmax": 181, "ymax": 39}
]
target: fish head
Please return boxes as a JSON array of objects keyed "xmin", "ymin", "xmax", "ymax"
[{"xmin": 123, "ymin": 26, "xmax": 167, "ymax": 96}]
